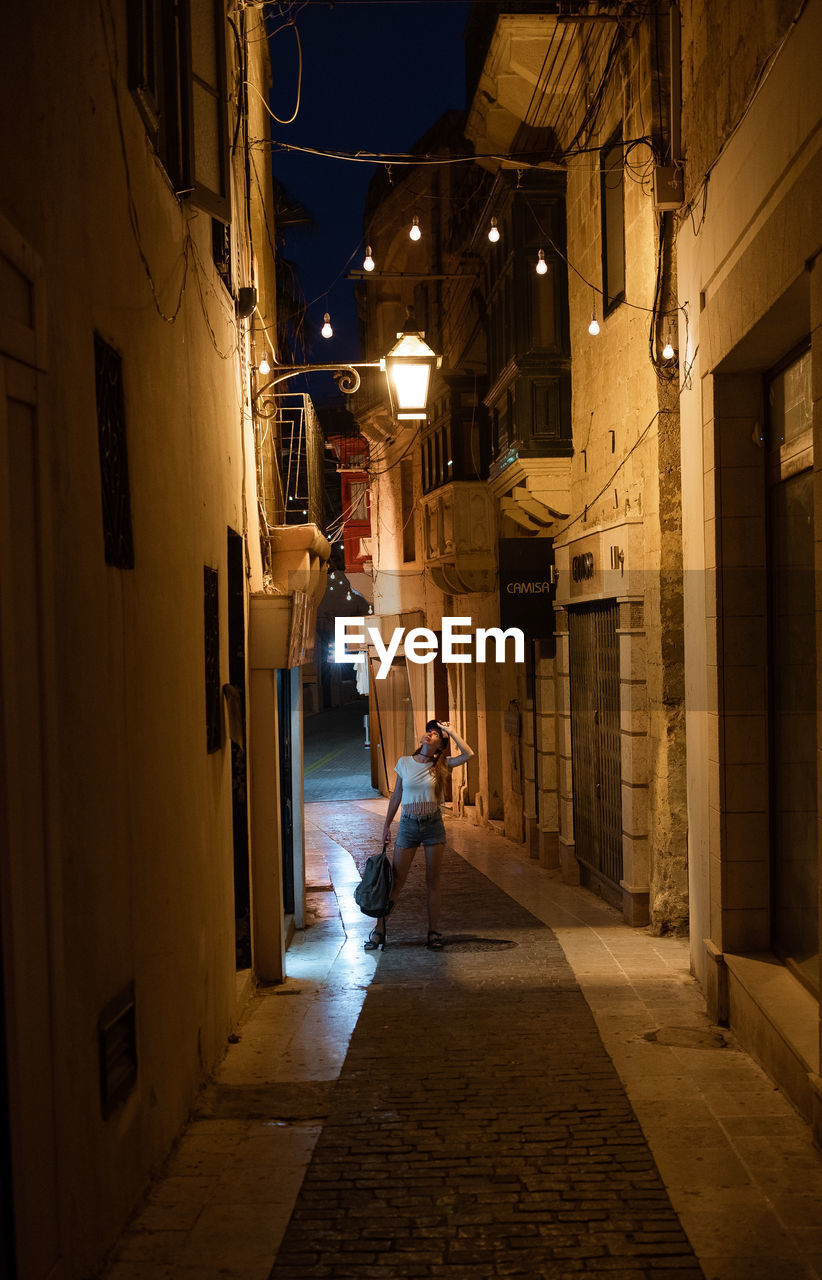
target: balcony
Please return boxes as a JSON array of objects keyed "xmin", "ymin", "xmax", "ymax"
[{"xmin": 419, "ymin": 482, "xmax": 497, "ymax": 594}]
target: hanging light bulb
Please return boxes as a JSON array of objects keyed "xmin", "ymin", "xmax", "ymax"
[
  {"xmin": 321, "ymin": 312, "xmax": 333, "ymax": 339},
  {"xmin": 363, "ymin": 245, "xmax": 375, "ymax": 272},
  {"xmin": 346, "ymin": 591, "xmax": 352, "ymax": 601},
  {"xmin": 409, "ymin": 215, "xmax": 421, "ymax": 241},
  {"xmin": 488, "ymin": 217, "xmax": 500, "ymax": 243},
  {"xmin": 535, "ymin": 249, "xmax": 548, "ymax": 275},
  {"xmin": 662, "ymin": 333, "xmax": 675, "ymax": 360},
  {"xmin": 258, "ymin": 357, "xmax": 271, "ymax": 376},
  {"xmin": 588, "ymin": 313, "xmax": 601, "ymax": 336},
  {"xmin": 330, "ymin": 571, "xmax": 336, "ymax": 580}
]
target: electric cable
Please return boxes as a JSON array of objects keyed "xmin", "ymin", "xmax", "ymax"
[
  {"xmin": 549, "ymin": 343, "xmax": 699, "ymax": 542},
  {"xmin": 244, "ymin": 22, "xmax": 302, "ymax": 126},
  {"xmin": 678, "ymin": 0, "xmax": 810, "ymax": 230}
]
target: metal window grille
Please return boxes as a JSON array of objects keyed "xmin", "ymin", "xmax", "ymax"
[
  {"xmin": 94, "ymin": 333, "xmax": 135, "ymax": 570},
  {"xmin": 212, "ymin": 217, "xmax": 232, "ymax": 295},
  {"xmin": 204, "ymin": 566, "xmax": 221, "ymax": 753}
]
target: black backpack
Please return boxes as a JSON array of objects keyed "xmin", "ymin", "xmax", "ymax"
[{"xmin": 354, "ymin": 842, "xmax": 394, "ymax": 918}]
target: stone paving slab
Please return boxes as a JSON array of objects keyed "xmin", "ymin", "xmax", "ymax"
[
  {"xmin": 303, "ymin": 700, "xmax": 378, "ymax": 803},
  {"xmin": 268, "ymin": 809, "xmax": 704, "ymax": 1280}
]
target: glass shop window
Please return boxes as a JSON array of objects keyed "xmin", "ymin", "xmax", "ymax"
[{"xmin": 766, "ymin": 342, "xmax": 817, "ymax": 995}]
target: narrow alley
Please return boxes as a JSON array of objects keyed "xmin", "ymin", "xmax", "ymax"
[
  {"xmin": 105, "ymin": 796, "xmax": 822, "ymax": 1280},
  {"xmin": 4, "ymin": 4, "xmax": 822, "ymax": 1278}
]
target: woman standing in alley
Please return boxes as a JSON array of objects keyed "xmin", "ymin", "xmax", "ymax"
[{"xmin": 365, "ymin": 719, "xmax": 474, "ymax": 952}]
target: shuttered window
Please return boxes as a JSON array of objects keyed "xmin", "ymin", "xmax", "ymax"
[{"xmin": 128, "ymin": 0, "xmax": 229, "ymax": 221}]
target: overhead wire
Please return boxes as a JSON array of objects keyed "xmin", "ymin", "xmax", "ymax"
[
  {"xmin": 244, "ymin": 23, "xmax": 302, "ymax": 125},
  {"xmin": 549, "ymin": 343, "xmax": 699, "ymax": 542},
  {"xmin": 678, "ymin": 0, "xmax": 810, "ymax": 229},
  {"xmin": 521, "ymin": 195, "xmax": 682, "ymax": 324}
]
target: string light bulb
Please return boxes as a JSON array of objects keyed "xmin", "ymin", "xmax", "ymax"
[
  {"xmin": 488, "ymin": 217, "xmax": 500, "ymax": 243},
  {"xmin": 258, "ymin": 357, "xmax": 271, "ymax": 376},
  {"xmin": 588, "ymin": 313, "xmax": 601, "ymax": 336},
  {"xmin": 363, "ymin": 245, "xmax": 375, "ymax": 272},
  {"xmin": 662, "ymin": 332, "xmax": 675, "ymax": 360},
  {"xmin": 409, "ymin": 215, "xmax": 421, "ymax": 241},
  {"xmin": 321, "ymin": 312, "xmax": 333, "ymax": 339},
  {"xmin": 535, "ymin": 249, "xmax": 548, "ymax": 275}
]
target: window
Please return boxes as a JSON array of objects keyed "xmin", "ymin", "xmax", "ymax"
[
  {"xmin": 346, "ymin": 480, "xmax": 368, "ymax": 522},
  {"xmin": 421, "ymin": 422, "xmax": 452, "ymax": 494},
  {"xmin": 212, "ymin": 218, "xmax": 232, "ymax": 293},
  {"xmin": 600, "ymin": 126, "xmax": 625, "ymax": 314},
  {"xmin": 204, "ymin": 566, "xmax": 221, "ymax": 753},
  {"xmin": 188, "ymin": 0, "xmax": 229, "ymax": 217},
  {"xmin": 128, "ymin": 0, "xmax": 229, "ymax": 220},
  {"xmin": 400, "ymin": 459, "xmax": 416, "ymax": 562},
  {"xmin": 94, "ymin": 334, "xmax": 134, "ymax": 569}
]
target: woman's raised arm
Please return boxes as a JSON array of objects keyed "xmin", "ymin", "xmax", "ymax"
[{"xmin": 438, "ymin": 721, "xmax": 474, "ymax": 768}]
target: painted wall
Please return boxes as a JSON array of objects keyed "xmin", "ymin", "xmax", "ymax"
[{"xmin": 0, "ymin": 3, "xmax": 279, "ymax": 1273}]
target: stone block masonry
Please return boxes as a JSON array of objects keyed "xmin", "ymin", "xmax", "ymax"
[{"xmin": 268, "ymin": 810, "xmax": 702, "ymax": 1279}]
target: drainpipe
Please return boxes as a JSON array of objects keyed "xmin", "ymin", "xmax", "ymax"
[{"xmin": 670, "ymin": 2, "xmax": 682, "ymax": 165}]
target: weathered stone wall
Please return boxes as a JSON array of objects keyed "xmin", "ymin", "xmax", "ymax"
[
  {"xmin": 560, "ymin": 15, "xmax": 688, "ymax": 931},
  {"xmin": 680, "ymin": 0, "xmax": 800, "ymax": 205}
]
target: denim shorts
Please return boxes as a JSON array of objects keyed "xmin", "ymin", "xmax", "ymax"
[{"xmin": 395, "ymin": 810, "xmax": 446, "ymax": 849}]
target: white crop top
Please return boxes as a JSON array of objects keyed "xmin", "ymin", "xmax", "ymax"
[{"xmin": 395, "ymin": 755, "xmax": 440, "ymax": 816}]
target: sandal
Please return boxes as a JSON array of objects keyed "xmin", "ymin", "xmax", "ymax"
[
  {"xmin": 364, "ymin": 926, "xmax": 386, "ymax": 952},
  {"xmin": 426, "ymin": 931, "xmax": 444, "ymax": 950}
]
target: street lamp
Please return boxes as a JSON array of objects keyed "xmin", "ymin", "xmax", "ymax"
[
  {"xmin": 252, "ymin": 307, "xmax": 440, "ymax": 422},
  {"xmin": 380, "ymin": 311, "xmax": 442, "ymax": 421}
]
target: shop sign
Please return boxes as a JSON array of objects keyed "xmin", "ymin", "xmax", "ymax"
[{"xmin": 498, "ymin": 538, "xmax": 556, "ymax": 641}]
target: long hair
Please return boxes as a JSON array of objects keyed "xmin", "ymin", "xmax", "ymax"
[{"xmin": 420, "ymin": 721, "xmax": 450, "ymax": 802}]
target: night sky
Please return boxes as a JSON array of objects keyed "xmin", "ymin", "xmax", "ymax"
[{"xmin": 267, "ymin": 0, "xmax": 471, "ymax": 384}]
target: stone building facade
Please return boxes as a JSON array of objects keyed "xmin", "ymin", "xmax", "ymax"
[
  {"xmin": 677, "ymin": 0, "xmax": 822, "ymax": 1139},
  {"xmin": 353, "ymin": 8, "xmax": 689, "ymax": 933},
  {"xmin": 0, "ymin": 4, "xmax": 327, "ymax": 1275}
]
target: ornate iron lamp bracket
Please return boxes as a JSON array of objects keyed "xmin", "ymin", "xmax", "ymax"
[{"xmin": 252, "ymin": 362, "xmax": 381, "ymax": 418}]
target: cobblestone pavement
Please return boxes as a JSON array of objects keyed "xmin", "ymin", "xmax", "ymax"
[
  {"xmin": 268, "ymin": 805, "xmax": 703, "ymax": 1280},
  {"xmin": 105, "ymin": 797, "xmax": 822, "ymax": 1280}
]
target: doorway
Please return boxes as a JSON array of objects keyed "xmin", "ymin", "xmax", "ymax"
[
  {"xmin": 0, "ymin": 349, "xmax": 61, "ymax": 1273},
  {"xmin": 226, "ymin": 528, "xmax": 250, "ymax": 969},
  {"xmin": 766, "ymin": 345, "xmax": 818, "ymax": 994},
  {"xmin": 277, "ymin": 668, "xmax": 296, "ymax": 917},
  {"xmin": 568, "ymin": 601, "xmax": 623, "ymax": 903}
]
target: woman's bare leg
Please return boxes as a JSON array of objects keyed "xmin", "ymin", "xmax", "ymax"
[{"xmin": 424, "ymin": 843, "xmax": 445, "ymax": 934}]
